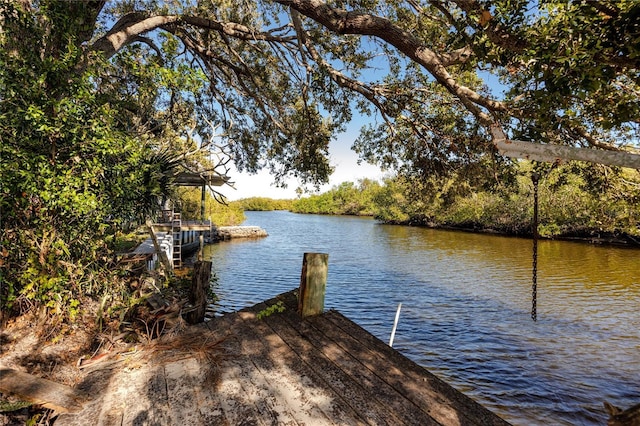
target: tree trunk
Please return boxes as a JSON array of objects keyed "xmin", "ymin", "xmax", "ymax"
[{"xmin": 0, "ymin": 369, "xmax": 85, "ymax": 413}]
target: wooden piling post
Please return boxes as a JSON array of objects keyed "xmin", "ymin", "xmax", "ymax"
[
  {"xmin": 186, "ymin": 260, "xmax": 212, "ymax": 324},
  {"xmin": 198, "ymin": 234, "xmax": 204, "ymax": 262},
  {"xmin": 298, "ymin": 253, "xmax": 328, "ymax": 318}
]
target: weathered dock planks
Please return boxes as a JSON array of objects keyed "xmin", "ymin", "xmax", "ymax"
[{"xmin": 55, "ymin": 290, "xmax": 511, "ymax": 426}]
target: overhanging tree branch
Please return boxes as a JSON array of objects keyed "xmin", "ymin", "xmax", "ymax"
[
  {"xmin": 81, "ymin": 1, "xmax": 638, "ymax": 171},
  {"xmin": 491, "ymin": 125, "xmax": 640, "ymax": 169},
  {"xmin": 275, "ymin": 0, "xmax": 507, "ymax": 125},
  {"xmin": 91, "ymin": 13, "xmax": 179, "ymax": 58},
  {"xmin": 91, "ymin": 13, "xmax": 295, "ymax": 59}
]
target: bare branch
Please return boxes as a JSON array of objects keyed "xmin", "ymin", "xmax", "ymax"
[
  {"xmin": 491, "ymin": 124, "xmax": 640, "ymax": 168},
  {"xmin": 173, "ymin": 117, "xmax": 230, "ymax": 165},
  {"xmin": 91, "ymin": 13, "xmax": 295, "ymax": 59},
  {"xmin": 91, "ymin": 13, "xmax": 179, "ymax": 58},
  {"xmin": 291, "ymin": 9, "xmax": 398, "ymax": 132},
  {"xmin": 131, "ymin": 35, "xmax": 164, "ymax": 62},
  {"xmin": 179, "ymin": 16, "xmax": 296, "ymax": 43}
]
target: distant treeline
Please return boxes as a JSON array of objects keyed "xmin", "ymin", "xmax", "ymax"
[
  {"xmin": 232, "ymin": 197, "xmax": 293, "ymax": 212},
  {"xmin": 233, "ymin": 161, "xmax": 640, "ymax": 242}
]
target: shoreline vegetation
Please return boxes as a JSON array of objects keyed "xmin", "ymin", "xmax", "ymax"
[
  {"xmin": 1, "ymin": 168, "xmax": 636, "ymax": 424},
  {"xmin": 230, "ymin": 163, "xmax": 640, "ymax": 248},
  {"xmin": 3, "ymin": 2, "xmax": 640, "ymax": 422}
]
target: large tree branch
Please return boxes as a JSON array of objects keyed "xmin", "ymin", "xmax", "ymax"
[
  {"xmin": 91, "ymin": 13, "xmax": 295, "ymax": 59},
  {"xmin": 275, "ymin": 0, "xmax": 507, "ymax": 124},
  {"xmin": 91, "ymin": 13, "xmax": 179, "ymax": 58},
  {"xmin": 86, "ymin": 1, "xmax": 633, "ymax": 164},
  {"xmin": 88, "ymin": 4, "xmax": 503, "ymax": 126},
  {"xmin": 491, "ymin": 125, "xmax": 640, "ymax": 168}
]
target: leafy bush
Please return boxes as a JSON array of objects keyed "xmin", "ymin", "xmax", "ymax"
[
  {"xmin": 0, "ymin": 5, "xmax": 189, "ymax": 320},
  {"xmin": 372, "ymin": 161, "xmax": 640, "ymax": 240},
  {"xmin": 176, "ymin": 188, "xmax": 245, "ymax": 225},
  {"xmin": 235, "ymin": 197, "xmax": 293, "ymax": 211},
  {"xmin": 291, "ymin": 179, "xmax": 382, "ymax": 216}
]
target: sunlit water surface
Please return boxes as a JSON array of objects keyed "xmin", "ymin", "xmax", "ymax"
[{"xmin": 202, "ymin": 211, "xmax": 640, "ymax": 425}]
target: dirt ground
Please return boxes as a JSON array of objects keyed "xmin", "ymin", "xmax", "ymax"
[
  {"xmin": 0, "ymin": 311, "xmax": 109, "ymax": 425},
  {"xmin": 0, "ymin": 308, "xmax": 223, "ymax": 426}
]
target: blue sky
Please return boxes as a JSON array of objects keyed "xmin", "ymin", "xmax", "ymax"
[
  {"xmin": 224, "ymin": 120, "xmax": 386, "ymax": 200},
  {"xmin": 224, "ymin": 69, "xmax": 505, "ymax": 201}
]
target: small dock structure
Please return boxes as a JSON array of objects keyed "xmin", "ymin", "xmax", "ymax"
[
  {"xmin": 123, "ymin": 212, "xmax": 213, "ymax": 270},
  {"xmin": 150, "ymin": 210, "xmax": 214, "ymax": 269},
  {"xmin": 56, "ymin": 291, "xmax": 510, "ymax": 424},
  {"xmin": 127, "ymin": 210, "xmax": 268, "ymax": 270}
]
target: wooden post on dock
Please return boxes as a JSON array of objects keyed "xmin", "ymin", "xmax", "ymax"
[
  {"xmin": 186, "ymin": 260, "xmax": 212, "ymax": 324},
  {"xmin": 298, "ymin": 253, "xmax": 328, "ymax": 318},
  {"xmin": 197, "ymin": 234, "xmax": 204, "ymax": 261}
]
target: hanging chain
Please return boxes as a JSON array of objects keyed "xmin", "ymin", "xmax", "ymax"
[{"xmin": 531, "ymin": 172, "xmax": 540, "ymax": 322}]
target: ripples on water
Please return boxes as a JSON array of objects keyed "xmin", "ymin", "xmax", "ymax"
[{"xmin": 203, "ymin": 211, "xmax": 640, "ymax": 426}]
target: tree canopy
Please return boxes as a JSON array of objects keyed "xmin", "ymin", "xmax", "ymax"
[
  {"xmin": 1, "ymin": 0, "xmax": 639, "ymax": 317},
  {"xmin": 6, "ymin": 1, "xmax": 639, "ymax": 177},
  {"xmin": 3, "ymin": 1, "xmax": 639, "ymax": 179}
]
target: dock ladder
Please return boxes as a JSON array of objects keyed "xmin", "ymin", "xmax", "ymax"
[{"xmin": 172, "ymin": 212, "xmax": 182, "ymax": 269}]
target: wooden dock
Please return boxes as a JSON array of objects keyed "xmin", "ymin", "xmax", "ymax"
[{"xmin": 55, "ymin": 290, "xmax": 510, "ymax": 426}]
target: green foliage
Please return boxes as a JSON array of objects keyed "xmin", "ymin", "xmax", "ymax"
[
  {"xmin": 234, "ymin": 197, "xmax": 293, "ymax": 211},
  {"xmin": 291, "ymin": 179, "xmax": 382, "ymax": 215},
  {"xmin": 353, "ymin": 77, "xmax": 491, "ymax": 179},
  {"xmin": 0, "ymin": 399, "xmax": 32, "ymax": 413},
  {"xmin": 499, "ymin": 1, "xmax": 640, "ymax": 141},
  {"xmin": 369, "ymin": 177, "xmax": 414, "ymax": 224},
  {"xmin": 372, "ymin": 162, "xmax": 640, "ymax": 240},
  {"xmin": 176, "ymin": 188, "xmax": 245, "ymax": 226},
  {"xmin": 256, "ymin": 300, "xmax": 285, "ymax": 319},
  {"xmin": 0, "ymin": 2, "xmax": 181, "ymax": 318},
  {"xmin": 26, "ymin": 414, "xmax": 42, "ymax": 426}
]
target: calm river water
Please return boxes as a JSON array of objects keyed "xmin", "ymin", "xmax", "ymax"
[{"xmin": 202, "ymin": 210, "xmax": 640, "ymax": 425}]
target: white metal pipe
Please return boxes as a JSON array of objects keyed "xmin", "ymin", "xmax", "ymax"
[{"xmin": 389, "ymin": 303, "xmax": 402, "ymax": 347}]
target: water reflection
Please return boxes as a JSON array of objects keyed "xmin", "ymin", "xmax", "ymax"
[{"xmin": 203, "ymin": 211, "xmax": 640, "ymax": 426}]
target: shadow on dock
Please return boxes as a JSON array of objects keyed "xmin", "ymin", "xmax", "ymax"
[{"xmin": 55, "ymin": 290, "xmax": 510, "ymax": 425}]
